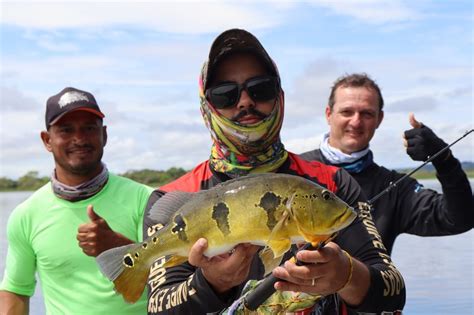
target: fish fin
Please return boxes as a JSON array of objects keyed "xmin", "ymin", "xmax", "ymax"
[
  {"xmin": 163, "ymin": 255, "xmax": 189, "ymax": 268},
  {"xmin": 148, "ymin": 191, "xmax": 194, "ymax": 224},
  {"xmin": 259, "ymin": 247, "xmax": 285, "ymax": 276},
  {"xmin": 212, "ymin": 173, "xmax": 262, "ymax": 188},
  {"xmin": 267, "ymin": 208, "xmax": 290, "ymax": 241},
  {"xmin": 96, "ymin": 244, "xmax": 134, "ymax": 281},
  {"xmin": 285, "ymin": 192, "xmax": 296, "ymax": 216},
  {"xmin": 265, "ymin": 206, "xmax": 292, "ymax": 257},
  {"xmin": 267, "ymin": 238, "xmax": 292, "ymax": 261},
  {"xmin": 96, "ymin": 244, "xmax": 150, "ymax": 304}
]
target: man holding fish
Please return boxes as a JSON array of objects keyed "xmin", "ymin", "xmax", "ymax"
[
  {"xmin": 0, "ymin": 87, "xmax": 152, "ymax": 314},
  {"xmin": 97, "ymin": 29, "xmax": 406, "ymax": 314},
  {"xmin": 300, "ymin": 73, "xmax": 473, "ymax": 254}
]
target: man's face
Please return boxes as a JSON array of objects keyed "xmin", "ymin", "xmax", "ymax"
[
  {"xmin": 41, "ymin": 110, "xmax": 107, "ymax": 179},
  {"xmin": 326, "ymin": 86, "xmax": 384, "ymax": 154},
  {"xmin": 210, "ymin": 53, "xmax": 276, "ymax": 125}
]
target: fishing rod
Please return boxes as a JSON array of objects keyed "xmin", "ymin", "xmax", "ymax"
[
  {"xmin": 243, "ymin": 128, "xmax": 473, "ymax": 311},
  {"xmin": 368, "ymin": 128, "xmax": 473, "ymax": 204}
]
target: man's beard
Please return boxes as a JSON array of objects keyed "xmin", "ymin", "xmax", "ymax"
[{"xmin": 56, "ymin": 148, "xmax": 103, "ymax": 176}]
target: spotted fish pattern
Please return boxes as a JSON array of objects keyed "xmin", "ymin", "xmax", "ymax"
[{"xmin": 96, "ymin": 173, "xmax": 357, "ymax": 304}]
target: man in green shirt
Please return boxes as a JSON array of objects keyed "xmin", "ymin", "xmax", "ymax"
[{"xmin": 0, "ymin": 87, "xmax": 152, "ymax": 314}]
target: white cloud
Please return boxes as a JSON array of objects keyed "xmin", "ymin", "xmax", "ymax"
[
  {"xmin": 2, "ymin": 2, "xmax": 286, "ymax": 32},
  {"xmin": 309, "ymin": 0, "xmax": 421, "ymax": 24}
]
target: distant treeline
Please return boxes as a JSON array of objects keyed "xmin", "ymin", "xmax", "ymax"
[
  {"xmin": 396, "ymin": 161, "xmax": 474, "ymax": 179},
  {"xmin": 0, "ymin": 168, "xmax": 187, "ymax": 191},
  {"xmin": 1, "ymin": 162, "xmax": 473, "ymax": 191}
]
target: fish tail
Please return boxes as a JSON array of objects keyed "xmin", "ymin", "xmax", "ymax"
[
  {"xmin": 114, "ymin": 260, "xmax": 150, "ymax": 303},
  {"xmin": 96, "ymin": 243, "xmax": 150, "ymax": 303}
]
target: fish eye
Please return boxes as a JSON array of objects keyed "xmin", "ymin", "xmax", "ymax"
[{"xmin": 322, "ymin": 190, "xmax": 332, "ymax": 201}]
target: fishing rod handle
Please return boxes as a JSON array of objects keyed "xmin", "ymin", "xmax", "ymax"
[
  {"xmin": 243, "ymin": 243, "xmax": 317, "ymax": 311},
  {"xmin": 243, "ymin": 274, "xmax": 279, "ymax": 310}
]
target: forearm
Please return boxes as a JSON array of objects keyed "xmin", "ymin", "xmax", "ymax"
[
  {"xmin": 0, "ymin": 291, "xmax": 29, "ymax": 315},
  {"xmin": 350, "ymin": 262, "xmax": 405, "ymax": 313},
  {"xmin": 147, "ymin": 260, "xmax": 239, "ymax": 314},
  {"xmin": 434, "ymin": 154, "xmax": 473, "ymax": 228},
  {"xmin": 339, "ymin": 205, "xmax": 406, "ymax": 312},
  {"xmin": 112, "ymin": 232, "xmax": 134, "ymax": 247}
]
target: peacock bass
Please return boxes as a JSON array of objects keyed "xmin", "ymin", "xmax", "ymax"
[{"xmin": 96, "ymin": 173, "xmax": 357, "ymax": 303}]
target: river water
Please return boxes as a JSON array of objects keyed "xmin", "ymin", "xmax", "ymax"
[{"xmin": 0, "ymin": 179, "xmax": 472, "ymax": 314}]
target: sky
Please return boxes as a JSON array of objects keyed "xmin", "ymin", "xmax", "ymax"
[{"xmin": 1, "ymin": 0, "xmax": 473, "ymax": 179}]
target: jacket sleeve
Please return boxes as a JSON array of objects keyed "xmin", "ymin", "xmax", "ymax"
[
  {"xmin": 396, "ymin": 154, "xmax": 473, "ymax": 235},
  {"xmin": 143, "ymin": 190, "xmax": 243, "ymax": 315},
  {"xmin": 334, "ymin": 169, "xmax": 406, "ymax": 313}
]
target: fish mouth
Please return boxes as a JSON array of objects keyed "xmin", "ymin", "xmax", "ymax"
[
  {"xmin": 333, "ymin": 207, "xmax": 357, "ymax": 232},
  {"xmin": 330, "ymin": 206, "xmax": 357, "ymax": 230},
  {"xmin": 300, "ymin": 206, "xmax": 357, "ymax": 237}
]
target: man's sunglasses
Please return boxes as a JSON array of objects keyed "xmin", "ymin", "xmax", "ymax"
[{"xmin": 206, "ymin": 75, "xmax": 279, "ymax": 109}]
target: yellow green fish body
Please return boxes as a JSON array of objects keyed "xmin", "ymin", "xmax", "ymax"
[{"xmin": 97, "ymin": 173, "xmax": 356, "ymax": 303}]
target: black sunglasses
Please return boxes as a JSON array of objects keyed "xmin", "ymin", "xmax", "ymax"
[{"xmin": 206, "ymin": 75, "xmax": 279, "ymax": 109}]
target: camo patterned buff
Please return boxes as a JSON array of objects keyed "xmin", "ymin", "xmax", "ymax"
[{"xmin": 199, "ymin": 62, "xmax": 288, "ymax": 178}]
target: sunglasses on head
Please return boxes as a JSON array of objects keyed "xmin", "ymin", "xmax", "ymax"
[{"xmin": 206, "ymin": 75, "xmax": 279, "ymax": 109}]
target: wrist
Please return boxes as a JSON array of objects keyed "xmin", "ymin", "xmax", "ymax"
[
  {"xmin": 337, "ymin": 250, "xmax": 353, "ymax": 292},
  {"xmin": 432, "ymin": 150, "xmax": 457, "ymax": 173},
  {"xmin": 337, "ymin": 254, "xmax": 370, "ymax": 307},
  {"xmin": 115, "ymin": 232, "xmax": 134, "ymax": 246}
]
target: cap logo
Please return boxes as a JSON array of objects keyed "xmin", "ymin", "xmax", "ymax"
[{"xmin": 58, "ymin": 91, "xmax": 90, "ymax": 108}]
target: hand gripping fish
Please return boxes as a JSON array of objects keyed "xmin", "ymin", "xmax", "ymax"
[{"xmin": 96, "ymin": 173, "xmax": 357, "ymax": 303}]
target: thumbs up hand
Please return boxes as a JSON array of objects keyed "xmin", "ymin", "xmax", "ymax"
[
  {"xmin": 86, "ymin": 204, "xmax": 102, "ymax": 221},
  {"xmin": 403, "ymin": 113, "xmax": 449, "ymax": 162},
  {"xmin": 77, "ymin": 205, "xmax": 133, "ymax": 257}
]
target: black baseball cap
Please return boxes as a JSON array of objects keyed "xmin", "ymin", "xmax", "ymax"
[
  {"xmin": 45, "ymin": 87, "xmax": 105, "ymax": 128},
  {"xmin": 204, "ymin": 28, "xmax": 278, "ymax": 89}
]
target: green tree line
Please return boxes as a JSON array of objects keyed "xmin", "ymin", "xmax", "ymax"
[
  {"xmin": 1, "ymin": 166, "xmax": 472, "ymax": 192},
  {"xmin": 0, "ymin": 168, "xmax": 187, "ymax": 191}
]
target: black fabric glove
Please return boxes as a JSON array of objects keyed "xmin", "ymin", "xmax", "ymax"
[{"xmin": 404, "ymin": 125, "xmax": 450, "ymax": 162}]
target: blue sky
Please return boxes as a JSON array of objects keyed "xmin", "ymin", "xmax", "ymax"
[{"xmin": 1, "ymin": 0, "xmax": 472, "ymax": 179}]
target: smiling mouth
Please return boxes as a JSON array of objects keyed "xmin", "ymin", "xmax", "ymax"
[
  {"xmin": 68, "ymin": 148, "xmax": 93, "ymax": 155},
  {"xmin": 345, "ymin": 130, "xmax": 363, "ymax": 137}
]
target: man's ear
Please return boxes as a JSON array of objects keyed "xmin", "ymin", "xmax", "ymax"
[
  {"xmin": 325, "ymin": 106, "xmax": 332, "ymax": 124},
  {"xmin": 376, "ymin": 110, "xmax": 384, "ymax": 129},
  {"xmin": 40, "ymin": 131, "xmax": 53, "ymax": 152},
  {"xmin": 102, "ymin": 126, "xmax": 108, "ymax": 147}
]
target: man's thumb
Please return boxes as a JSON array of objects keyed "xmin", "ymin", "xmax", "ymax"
[
  {"xmin": 87, "ymin": 205, "xmax": 102, "ymax": 222},
  {"xmin": 409, "ymin": 112, "xmax": 423, "ymax": 128}
]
